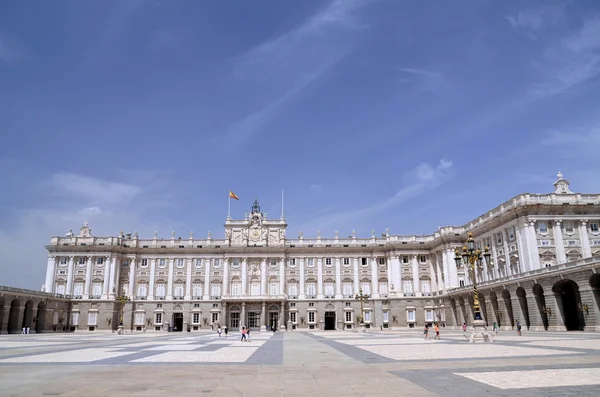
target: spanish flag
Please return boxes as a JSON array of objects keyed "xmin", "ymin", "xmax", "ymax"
[{"xmin": 229, "ymin": 191, "xmax": 239, "ymax": 200}]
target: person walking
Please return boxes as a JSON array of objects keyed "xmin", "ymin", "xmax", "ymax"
[
  {"xmin": 493, "ymin": 322, "xmax": 498, "ymax": 335},
  {"xmin": 246, "ymin": 328, "xmax": 251, "ymax": 342},
  {"xmin": 423, "ymin": 324, "xmax": 429, "ymax": 340},
  {"xmin": 224, "ymin": 326, "xmax": 228, "ymax": 337},
  {"xmin": 434, "ymin": 323, "xmax": 440, "ymax": 340},
  {"xmin": 516, "ymin": 320, "xmax": 522, "ymax": 336},
  {"xmin": 218, "ymin": 327, "xmax": 222, "ymax": 337},
  {"xmin": 462, "ymin": 322, "xmax": 467, "ymax": 332},
  {"xmin": 241, "ymin": 327, "xmax": 247, "ymax": 342}
]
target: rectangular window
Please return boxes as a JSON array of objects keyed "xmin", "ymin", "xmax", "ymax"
[
  {"xmin": 361, "ymin": 282, "xmax": 370, "ymax": 295},
  {"xmin": 459, "ymin": 277, "xmax": 465, "ymax": 287},
  {"xmin": 425, "ymin": 310, "xmax": 434, "ymax": 322},
  {"xmin": 325, "ymin": 258, "xmax": 332, "ymax": 265},
  {"xmin": 231, "ymin": 283, "xmax": 241, "ymax": 296},
  {"xmin": 590, "ymin": 223, "xmax": 599, "ymax": 233},
  {"xmin": 211, "ymin": 284, "xmax": 221, "ymax": 298},
  {"xmin": 158, "ymin": 259, "xmax": 166, "ymax": 268},
  {"xmin": 307, "ymin": 283, "xmax": 316, "ymax": 297},
  {"xmin": 193, "ymin": 313, "xmax": 200, "ymax": 324},
  {"xmin": 211, "ymin": 312, "xmax": 219, "ymax": 323},
  {"xmin": 308, "ymin": 312, "xmax": 315, "ymax": 323},
  {"xmin": 379, "ymin": 283, "xmax": 388, "ymax": 296},
  {"xmin": 78, "ymin": 257, "xmax": 86, "ymax": 265},
  {"xmin": 564, "ymin": 221, "xmax": 574, "ymax": 233},
  {"xmin": 407, "ymin": 310, "xmax": 415, "ymax": 322},
  {"xmin": 195, "ymin": 258, "xmax": 203, "ymax": 268},
  {"xmin": 309, "ymin": 302, "xmax": 314, "ymax": 307},
  {"xmin": 421, "ymin": 280, "xmax": 430, "ymax": 295},
  {"xmin": 73, "ymin": 283, "xmax": 84, "ymax": 297},
  {"xmin": 155, "ymin": 284, "xmax": 166, "ymax": 297},
  {"xmin": 250, "ymin": 282, "xmax": 260, "ymax": 296},
  {"xmin": 96, "ymin": 257, "xmax": 104, "ymax": 265},
  {"xmin": 288, "ymin": 283, "xmax": 298, "ymax": 297},
  {"xmin": 324, "ymin": 283, "xmax": 334, "ymax": 297},
  {"xmin": 403, "ymin": 280, "xmax": 413, "ymax": 295},
  {"xmin": 176, "ymin": 258, "xmax": 184, "ymax": 268},
  {"xmin": 342, "ymin": 282, "xmax": 353, "ymax": 296},
  {"xmin": 71, "ymin": 312, "xmax": 79, "ymax": 325},
  {"xmin": 383, "ymin": 311, "xmax": 389, "ymax": 323},
  {"xmin": 87, "ymin": 312, "xmax": 98, "ymax": 325},
  {"xmin": 269, "ymin": 283, "xmax": 278, "ymax": 296},
  {"xmin": 55, "ymin": 284, "xmax": 66, "ymax": 294},
  {"xmin": 307, "ymin": 258, "xmax": 314, "ymax": 267},
  {"xmin": 60, "ymin": 257, "xmax": 68, "ymax": 264},
  {"xmin": 362, "ymin": 258, "xmax": 368, "ymax": 266},
  {"xmin": 496, "ymin": 233, "xmax": 502, "ymax": 244},
  {"xmin": 134, "ymin": 312, "xmax": 144, "ymax": 325},
  {"xmin": 92, "ymin": 283, "xmax": 102, "ymax": 297},
  {"xmin": 174, "ymin": 283, "xmax": 184, "ymax": 297},
  {"xmin": 378, "ymin": 257, "xmax": 385, "ymax": 265},
  {"xmin": 155, "ymin": 312, "xmax": 162, "ymax": 324},
  {"xmin": 290, "ymin": 258, "xmax": 296, "ymax": 266},
  {"xmin": 290, "ymin": 312, "xmax": 297, "ymax": 323},
  {"xmin": 364, "ymin": 311, "xmax": 371, "ymax": 322},
  {"xmin": 508, "ymin": 227, "xmax": 515, "ymax": 240},
  {"xmin": 193, "ymin": 283, "xmax": 202, "ymax": 297},
  {"xmin": 345, "ymin": 311, "xmax": 352, "ymax": 322},
  {"xmin": 538, "ymin": 222, "xmax": 548, "ymax": 234},
  {"xmin": 402, "ymin": 256, "xmax": 409, "ymax": 264},
  {"xmin": 343, "ymin": 258, "xmax": 350, "ymax": 265},
  {"xmin": 137, "ymin": 284, "xmax": 147, "ymax": 297},
  {"xmin": 418, "ymin": 255, "xmax": 427, "ymax": 263},
  {"xmin": 141, "ymin": 259, "xmax": 148, "ymax": 267}
]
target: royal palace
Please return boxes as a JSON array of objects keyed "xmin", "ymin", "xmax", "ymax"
[{"xmin": 2, "ymin": 172, "xmax": 600, "ymax": 334}]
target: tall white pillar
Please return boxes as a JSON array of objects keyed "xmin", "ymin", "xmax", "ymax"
[
  {"xmin": 83, "ymin": 256, "xmax": 93, "ymax": 299},
  {"xmin": 298, "ymin": 258, "xmax": 306, "ymax": 299},
  {"xmin": 527, "ymin": 220, "xmax": 541, "ymax": 269},
  {"xmin": 108, "ymin": 257, "xmax": 117, "ymax": 298},
  {"xmin": 241, "ymin": 258, "xmax": 248, "ymax": 296},
  {"xmin": 515, "ymin": 223, "xmax": 529, "ymax": 272},
  {"xmin": 411, "ymin": 255, "xmax": 420, "ymax": 296},
  {"xmin": 203, "ymin": 258, "xmax": 211, "ymax": 300},
  {"xmin": 353, "ymin": 258, "xmax": 360, "ymax": 294},
  {"xmin": 148, "ymin": 259, "xmax": 156, "ymax": 300},
  {"xmin": 166, "ymin": 259, "xmax": 174, "ymax": 299},
  {"xmin": 44, "ymin": 256, "xmax": 56, "ymax": 294},
  {"xmin": 436, "ymin": 253, "xmax": 446, "ymax": 293},
  {"xmin": 445, "ymin": 247, "xmax": 457, "ymax": 288},
  {"xmin": 317, "ymin": 258, "xmax": 324, "ymax": 299},
  {"xmin": 502, "ymin": 230, "xmax": 511, "ymax": 275},
  {"xmin": 580, "ymin": 220, "xmax": 592, "ymax": 258},
  {"xmin": 335, "ymin": 257, "xmax": 342, "ymax": 299},
  {"xmin": 392, "ymin": 255, "xmax": 402, "ymax": 294},
  {"xmin": 370, "ymin": 257, "xmax": 379, "ymax": 298},
  {"xmin": 221, "ymin": 258, "xmax": 229, "ymax": 297},
  {"xmin": 101, "ymin": 256, "xmax": 111, "ymax": 298},
  {"xmin": 554, "ymin": 220, "xmax": 567, "ymax": 264},
  {"xmin": 113, "ymin": 257, "xmax": 121, "ymax": 296},
  {"xmin": 429, "ymin": 259, "xmax": 438, "ymax": 295},
  {"xmin": 260, "ymin": 258, "xmax": 267, "ymax": 296},
  {"xmin": 66, "ymin": 256, "xmax": 75, "ymax": 296},
  {"xmin": 128, "ymin": 258, "xmax": 136, "ymax": 299},
  {"xmin": 386, "ymin": 256, "xmax": 394, "ymax": 296},
  {"xmin": 279, "ymin": 258, "xmax": 285, "ymax": 295}
]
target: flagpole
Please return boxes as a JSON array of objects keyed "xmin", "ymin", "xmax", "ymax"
[
  {"xmin": 281, "ymin": 188, "xmax": 284, "ymax": 218},
  {"xmin": 228, "ymin": 191, "xmax": 231, "ymax": 219}
]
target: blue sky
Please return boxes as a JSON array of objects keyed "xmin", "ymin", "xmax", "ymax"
[{"xmin": 1, "ymin": 0, "xmax": 600, "ymax": 289}]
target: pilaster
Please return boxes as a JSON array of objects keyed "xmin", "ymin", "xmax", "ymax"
[
  {"xmin": 298, "ymin": 258, "xmax": 306, "ymax": 299},
  {"xmin": 83, "ymin": 256, "xmax": 93, "ymax": 299},
  {"xmin": 580, "ymin": 220, "xmax": 592, "ymax": 258},
  {"xmin": 185, "ymin": 258, "xmax": 193, "ymax": 300},
  {"xmin": 411, "ymin": 255, "xmax": 420, "ymax": 296},
  {"xmin": 260, "ymin": 258, "xmax": 267, "ymax": 296},
  {"xmin": 66, "ymin": 256, "xmax": 75, "ymax": 296},
  {"xmin": 148, "ymin": 258, "xmax": 156, "ymax": 300},
  {"xmin": 370, "ymin": 257, "xmax": 379, "ymax": 299},
  {"xmin": 317, "ymin": 258, "xmax": 324, "ymax": 299},
  {"xmin": 203, "ymin": 259, "xmax": 210, "ymax": 300},
  {"xmin": 44, "ymin": 256, "xmax": 56, "ymax": 293},
  {"xmin": 353, "ymin": 258, "xmax": 360, "ymax": 295},
  {"xmin": 554, "ymin": 220, "xmax": 567, "ymax": 264},
  {"xmin": 241, "ymin": 258, "xmax": 248, "ymax": 296},
  {"xmin": 129, "ymin": 258, "xmax": 137, "ymax": 299},
  {"xmin": 335, "ymin": 258, "xmax": 342, "ymax": 299}
]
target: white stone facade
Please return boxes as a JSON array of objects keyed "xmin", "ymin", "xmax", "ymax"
[{"xmin": 42, "ymin": 173, "xmax": 600, "ymax": 332}]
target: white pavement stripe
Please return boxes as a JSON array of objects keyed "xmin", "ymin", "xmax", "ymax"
[{"xmin": 456, "ymin": 368, "xmax": 600, "ymax": 389}]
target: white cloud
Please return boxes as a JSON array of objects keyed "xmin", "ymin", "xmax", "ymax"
[
  {"xmin": 530, "ymin": 17, "xmax": 600, "ymax": 97},
  {"xmin": 79, "ymin": 206, "xmax": 103, "ymax": 215},
  {"xmin": 507, "ymin": 6, "xmax": 564, "ymax": 40},
  {"xmin": 226, "ymin": 0, "xmax": 372, "ymax": 145},
  {"xmin": 396, "ymin": 67, "xmax": 445, "ymax": 91},
  {"xmin": 296, "ymin": 159, "xmax": 454, "ymax": 232},
  {"xmin": 47, "ymin": 172, "xmax": 142, "ymax": 206}
]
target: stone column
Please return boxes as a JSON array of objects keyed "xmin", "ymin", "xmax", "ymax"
[
  {"xmin": 545, "ymin": 291, "xmax": 566, "ymax": 331},
  {"xmin": 317, "ymin": 258, "xmax": 324, "ymax": 299},
  {"xmin": 222, "ymin": 258, "xmax": 229, "ymax": 297},
  {"xmin": 261, "ymin": 302, "xmax": 267, "ymax": 331},
  {"xmin": 44, "ymin": 256, "xmax": 56, "ymax": 294},
  {"xmin": 445, "ymin": 247, "xmax": 457, "ymax": 288},
  {"xmin": 260, "ymin": 258, "xmax": 267, "ymax": 296},
  {"xmin": 203, "ymin": 259, "xmax": 210, "ymax": 300},
  {"xmin": 527, "ymin": 294, "xmax": 544, "ymax": 331},
  {"xmin": 490, "ymin": 237, "xmax": 500, "ymax": 279},
  {"xmin": 527, "ymin": 220, "xmax": 541, "ymax": 270},
  {"xmin": 222, "ymin": 302, "xmax": 227, "ymax": 330},
  {"xmin": 298, "ymin": 258, "xmax": 306, "ymax": 299},
  {"xmin": 109, "ymin": 257, "xmax": 117, "ymax": 298},
  {"xmin": 429, "ymin": 259, "xmax": 438, "ymax": 295},
  {"xmin": 371, "ymin": 257, "xmax": 379, "ymax": 298},
  {"xmin": 502, "ymin": 230, "xmax": 511, "ymax": 275},
  {"xmin": 83, "ymin": 256, "xmax": 93, "ymax": 299},
  {"xmin": 114, "ymin": 257, "xmax": 121, "ymax": 296},
  {"xmin": 386, "ymin": 256, "xmax": 394, "ymax": 296},
  {"xmin": 515, "ymin": 224, "xmax": 527, "ymax": 272},
  {"xmin": 280, "ymin": 301, "xmax": 285, "ymax": 330},
  {"xmin": 166, "ymin": 258, "xmax": 174, "ymax": 299},
  {"xmin": 335, "ymin": 258, "xmax": 342, "ymax": 299},
  {"xmin": 353, "ymin": 258, "xmax": 360, "ymax": 294},
  {"xmin": 436, "ymin": 253, "xmax": 446, "ymax": 293},
  {"xmin": 484, "ymin": 295, "xmax": 497, "ymax": 326},
  {"xmin": 66, "ymin": 256, "xmax": 75, "ymax": 296},
  {"xmin": 128, "ymin": 258, "xmax": 136, "ymax": 299},
  {"xmin": 580, "ymin": 220, "xmax": 592, "ymax": 258},
  {"xmin": 148, "ymin": 259, "xmax": 156, "ymax": 300},
  {"xmin": 411, "ymin": 255, "xmax": 420, "ymax": 296},
  {"xmin": 279, "ymin": 258, "xmax": 285, "ymax": 295},
  {"xmin": 241, "ymin": 303, "xmax": 246, "ymax": 328},
  {"xmin": 185, "ymin": 258, "xmax": 192, "ymax": 300},
  {"xmin": 241, "ymin": 258, "xmax": 248, "ymax": 296},
  {"xmin": 554, "ymin": 220, "xmax": 567, "ymax": 264},
  {"xmin": 392, "ymin": 256, "xmax": 402, "ymax": 294}
]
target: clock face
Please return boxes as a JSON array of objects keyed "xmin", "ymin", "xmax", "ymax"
[{"xmin": 251, "ymin": 229, "xmax": 260, "ymax": 240}]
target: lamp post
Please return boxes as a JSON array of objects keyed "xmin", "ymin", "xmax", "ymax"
[
  {"xmin": 115, "ymin": 294, "xmax": 130, "ymax": 335},
  {"xmin": 355, "ymin": 288, "xmax": 369, "ymax": 331},
  {"xmin": 454, "ymin": 232, "xmax": 493, "ymax": 343}
]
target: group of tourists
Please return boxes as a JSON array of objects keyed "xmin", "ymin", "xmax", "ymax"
[
  {"xmin": 423, "ymin": 323, "xmax": 441, "ymax": 340},
  {"xmin": 216, "ymin": 326, "xmax": 228, "ymax": 337}
]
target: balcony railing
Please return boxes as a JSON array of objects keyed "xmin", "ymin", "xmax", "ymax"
[{"xmin": 136, "ymin": 296, "xmax": 147, "ymax": 300}]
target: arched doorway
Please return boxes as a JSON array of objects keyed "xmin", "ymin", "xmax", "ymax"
[
  {"xmin": 590, "ymin": 274, "xmax": 600, "ymax": 316},
  {"xmin": 324, "ymin": 303, "xmax": 336, "ymax": 330},
  {"xmin": 553, "ymin": 279, "xmax": 585, "ymax": 331},
  {"xmin": 268, "ymin": 305, "xmax": 279, "ymax": 330},
  {"xmin": 8, "ymin": 299, "xmax": 21, "ymax": 334},
  {"xmin": 502, "ymin": 289, "xmax": 514, "ymax": 328},
  {"xmin": 22, "ymin": 300, "xmax": 34, "ymax": 331},
  {"xmin": 532, "ymin": 284, "xmax": 548, "ymax": 330},
  {"xmin": 36, "ymin": 301, "xmax": 47, "ymax": 333},
  {"xmin": 229, "ymin": 305, "xmax": 241, "ymax": 330},
  {"xmin": 516, "ymin": 287, "xmax": 530, "ymax": 329},
  {"xmin": 172, "ymin": 305, "xmax": 184, "ymax": 332}
]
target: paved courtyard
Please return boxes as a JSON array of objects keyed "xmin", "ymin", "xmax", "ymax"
[{"xmin": 1, "ymin": 329, "xmax": 600, "ymax": 396}]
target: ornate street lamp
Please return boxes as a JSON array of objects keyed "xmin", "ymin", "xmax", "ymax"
[
  {"xmin": 355, "ymin": 289, "xmax": 369, "ymax": 330},
  {"xmin": 115, "ymin": 294, "xmax": 131, "ymax": 334},
  {"xmin": 454, "ymin": 232, "xmax": 493, "ymax": 343}
]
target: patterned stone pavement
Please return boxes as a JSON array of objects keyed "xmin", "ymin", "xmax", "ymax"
[{"xmin": 0, "ymin": 329, "xmax": 600, "ymax": 396}]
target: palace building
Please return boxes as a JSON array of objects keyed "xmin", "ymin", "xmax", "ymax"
[{"xmin": 2, "ymin": 172, "xmax": 599, "ymax": 334}]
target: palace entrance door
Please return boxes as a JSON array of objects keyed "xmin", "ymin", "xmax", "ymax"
[
  {"xmin": 269, "ymin": 311, "xmax": 279, "ymax": 330},
  {"xmin": 324, "ymin": 311, "xmax": 336, "ymax": 330},
  {"xmin": 247, "ymin": 311, "xmax": 261, "ymax": 331},
  {"xmin": 172, "ymin": 313, "xmax": 183, "ymax": 332}
]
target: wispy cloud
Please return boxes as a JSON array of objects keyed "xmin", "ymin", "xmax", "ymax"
[
  {"xmin": 507, "ymin": 5, "xmax": 564, "ymax": 40},
  {"xmin": 296, "ymin": 159, "xmax": 454, "ymax": 233},
  {"xmin": 226, "ymin": 0, "xmax": 373, "ymax": 145},
  {"xmin": 542, "ymin": 123, "xmax": 600, "ymax": 161},
  {"xmin": 396, "ymin": 67, "xmax": 445, "ymax": 91},
  {"xmin": 530, "ymin": 17, "xmax": 600, "ymax": 97}
]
